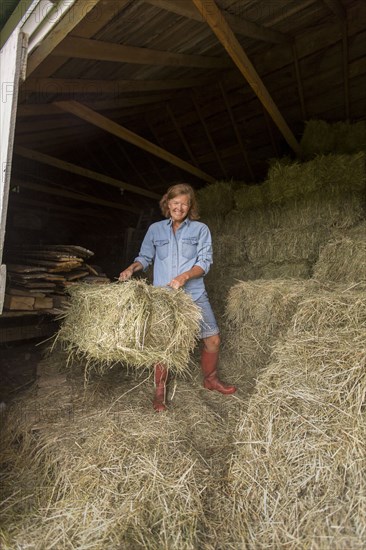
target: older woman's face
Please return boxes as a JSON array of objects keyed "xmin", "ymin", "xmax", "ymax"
[{"xmin": 168, "ymin": 193, "xmax": 190, "ymax": 223}]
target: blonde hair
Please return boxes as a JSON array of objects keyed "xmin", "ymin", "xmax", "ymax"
[{"xmin": 159, "ymin": 183, "xmax": 200, "ymax": 220}]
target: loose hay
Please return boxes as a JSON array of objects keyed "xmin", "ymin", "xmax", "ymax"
[
  {"xmin": 228, "ymin": 288, "xmax": 366, "ymax": 550},
  {"xmin": 55, "ymin": 280, "xmax": 202, "ymax": 375}
]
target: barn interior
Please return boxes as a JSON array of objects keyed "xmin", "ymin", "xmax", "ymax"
[{"xmin": 0, "ymin": 1, "xmax": 366, "ymax": 548}]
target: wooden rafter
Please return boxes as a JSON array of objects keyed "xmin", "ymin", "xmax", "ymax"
[
  {"xmin": 22, "ymin": 76, "xmax": 212, "ymax": 95},
  {"xmin": 26, "ymin": 0, "xmax": 103, "ymax": 78},
  {"xmin": 10, "ymin": 197, "xmax": 112, "ymax": 220},
  {"xmin": 32, "ymin": 0, "xmax": 132, "ymax": 78},
  {"xmin": 13, "ymin": 180, "xmax": 141, "ymax": 214},
  {"xmin": 144, "ymin": 0, "xmax": 291, "ymax": 44},
  {"xmin": 14, "ymin": 146, "xmax": 161, "ymax": 200},
  {"xmin": 191, "ymin": 0, "xmax": 301, "ymax": 155},
  {"xmin": 53, "ymin": 100, "xmax": 216, "ymax": 183},
  {"xmin": 53, "ymin": 36, "xmax": 231, "ymax": 69},
  {"xmin": 17, "ymin": 95, "xmax": 173, "ymax": 117}
]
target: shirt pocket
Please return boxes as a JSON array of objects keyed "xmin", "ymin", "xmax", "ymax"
[
  {"xmin": 154, "ymin": 239, "xmax": 169, "ymax": 260},
  {"xmin": 181, "ymin": 237, "xmax": 199, "ymax": 260}
]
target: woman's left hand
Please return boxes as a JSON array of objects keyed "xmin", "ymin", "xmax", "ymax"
[{"xmin": 168, "ymin": 274, "xmax": 188, "ymax": 290}]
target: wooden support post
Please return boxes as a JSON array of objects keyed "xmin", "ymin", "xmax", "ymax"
[
  {"xmin": 342, "ymin": 21, "xmax": 350, "ymax": 120},
  {"xmin": 218, "ymin": 81, "xmax": 254, "ymax": 181},
  {"xmin": 191, "ymin": 0, "xmax": 301, "ymax": 155},
  {"xmin": 262, "ymin": 105, "xmax": 280, "ymax": 157},
  {"xmin": 166, "ymin": 104, "xmax": 198, "ymax": 167},
  {"xmin": 292, "ymin": 43, "xmax": 307, "ymax": 120},
  {"xmin": 190, "ymin": 92, "xmax": 228, "ymax": 179}
]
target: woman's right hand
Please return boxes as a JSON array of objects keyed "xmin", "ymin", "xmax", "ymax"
[{"xmin": 119, "ymin": 267, "xmax": 134, "ymax": 281}]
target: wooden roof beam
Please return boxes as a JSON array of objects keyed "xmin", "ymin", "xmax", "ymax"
[
  {"xmin": 12, "ymin": 180, "xmax": 141, "ymax": 214},
  {"xmin": 53, "ymin": 100, "xmax": 216, "ymax": 183},
  {"xmin": 14, "ymin": 146, "xmax": 161, "ymax": 201},
  {"xmin": 322, "ymin": 0, "xmax": 347, "ymax": 20},
  {"xmin": 53, "ymin": 36, "xmax": 232, "ymax": 69},
  {"xmin": 26, "ymin": 0, "xmax": 104, "ymax": 78},
  {"xmin": 144, "ymin": 0, "xmax": 292, "ymax": 44},
  {"xmin": 17, "ymin": 94, "xmax": 173, "ymax": 117},
  {"xmin": 10, "ymin": 197, "xmax": 113, "ymax": 220},
  {"xmin": 191, "ymin": 0, "xmax": 301, "ymax": 156},
  {"xmin": 22, "ymin": 76, "xmax": 212, "ymax": 95}
]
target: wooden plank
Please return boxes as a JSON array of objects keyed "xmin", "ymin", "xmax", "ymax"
[
  {"xmin": 13, "ymin": 179, "xmax": 142, "ymax": 215},
  {"xmin": 191, "ymin": 0, "xmax": 301, "ymax": 155},
  {"xmin": 14, "ymin": 145, "xmax": 160, "ymax": 200},
  {"xmin": 4, "ymin": 294, "xmax": 35, "ymax": 310},
  {"xmin": 26, "ymin": 0, "xmax": 103, "ymax": 77},
  {"xmin": 34, "ymin": 297, "xmax": 54, "ymax": 310},
  {"xmin": 144, "ymin": 0, "xmax": 291, "ymax": 43},
  {"xmin": 0, "ymin": 321, "xmax": 57, "ymax": 342},
  {"xmin": 54, "ymin": 100, "xmax": 216, "ymax": 183},
  {"xmin": 22, "ymin": 76, "xmax": 212, "ymax": 95},
  {"xmin": 53, "ymin": 36, "xmax": 231, "ymax": 69}
]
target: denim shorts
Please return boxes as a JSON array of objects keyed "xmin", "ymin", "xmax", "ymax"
[{"xmin": 195, "ymin": 291, "xmax": 220, "ymax": 339}]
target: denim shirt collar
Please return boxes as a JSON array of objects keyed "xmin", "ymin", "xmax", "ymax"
[{"xmin": 167, "ymin": 217, "xmax": 190, "ymax": 228}]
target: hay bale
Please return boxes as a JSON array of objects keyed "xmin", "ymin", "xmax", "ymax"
[
  {"xmin": 244, "ymin": 224, "xmax": 331, "ymax": 266},
  {"xmin": 229, "ymin": 288, "xmax": 366, "ymax": 549},
  {"xmin": 266, "ymin": 153, "xmax": 365, "ymax": 204},
  {"xmin": 313, "ymin": 221, "xmax": 366, "ymax": 284},
  {"xmin": 0, "ymin": 382, "xmax": 214, "ymax": 549},
  {"xmin": 56, "ymin": 280, "xmax": 201, "ymax": 374},
  {"xmin": 301, "ymin": 120, "xmax": 366, "ymax": 158},
  {"xmin": 257, "ymin": 261, "xmax": 311, "ymax": 279},
  {"xmin": 231, "ymin": 190, "xmax": 365, "ymax": 235},
  {"xmin": 197, "ymin": 181, "xmax": 235, "ymax": 217},
  {"xmin": 225, "ymin": 279, "xmax": 315, "ymax": 375},
  {"xmin": 234, "ymin": 182, "xmax": 267, "ymax": 211}
]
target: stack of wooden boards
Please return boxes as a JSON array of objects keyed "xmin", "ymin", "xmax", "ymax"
[{"xmin": 4, "ymin": 245, "xmax": 109, "ymax": 313}]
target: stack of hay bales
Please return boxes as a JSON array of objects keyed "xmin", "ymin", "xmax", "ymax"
[
  {"xmin": 227, "ymin": 285, "xmax": 366, "ymax": 549},
  {"xmin": 199, "ymin": 142, "xmax": 365, "ymax": 321}
]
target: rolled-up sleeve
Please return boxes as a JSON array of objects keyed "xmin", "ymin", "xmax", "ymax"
[
  {"xmin": 194, "ymin": 225, "xmax": 213, "ymax": 275},
  {"xmin": 134, "ymin": 226, "xmax": 155, "ymax": 271}
]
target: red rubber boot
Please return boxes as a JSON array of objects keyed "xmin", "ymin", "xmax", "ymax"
[
  {"xmin": 201, "ymin": 349, "xmax": 236, "ymax": 394},
  {"xmin": 153, "ymin": 363, "xmax": 168, "ymax": 412}
]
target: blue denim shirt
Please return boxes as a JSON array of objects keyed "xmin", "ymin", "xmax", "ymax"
[{"xmin": 134, "ymin": 218, "xmax": 213, "ymax": 300}]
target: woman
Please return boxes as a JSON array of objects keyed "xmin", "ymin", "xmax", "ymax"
[{"xmin": 119, "ymin": 183, "xmax": 236, "ymax": 412}]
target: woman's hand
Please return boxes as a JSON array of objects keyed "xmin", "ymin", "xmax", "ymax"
[
  {"xmin": 119, "ymin": 267, "xmax": 134, "ymax": 281},
  {"xmin": 168, "ymin": 274, "xmax": 188, "ymax": 290}
]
